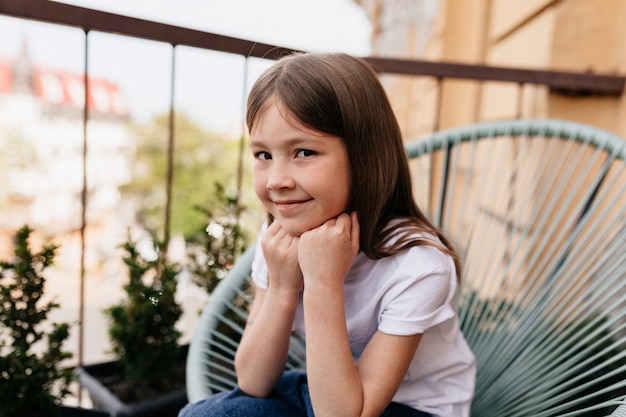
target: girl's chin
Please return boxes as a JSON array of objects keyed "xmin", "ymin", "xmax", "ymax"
[
  {"xmin": 273, "ymin": 220, "xmax": 322, "ymax": 237},
  {"xmin": 271, "ymin": 210, "xmax": 347, "ymax": 236}
]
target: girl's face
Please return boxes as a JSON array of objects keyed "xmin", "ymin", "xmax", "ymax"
[{"xmin": 250, "ymin": 100, "xmax": 351, "ymax": 237}]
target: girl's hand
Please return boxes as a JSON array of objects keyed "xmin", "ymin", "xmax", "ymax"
[
  {"xmin": 298, "ymin": 212, "xmax": 360, "ymax": 288},
  {"xmin": 261, "ymin": 221, "xmax": 303, "ymax": 292}
]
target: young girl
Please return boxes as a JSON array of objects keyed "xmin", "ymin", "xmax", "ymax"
[{"xmin": 180, "ymin": 52, "xmax": 475, "ymax": 417}]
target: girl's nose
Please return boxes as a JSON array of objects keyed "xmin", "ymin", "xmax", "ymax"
[{"xmin": 266, "ymin": 164, "xmax": 296, "ymax": 190}]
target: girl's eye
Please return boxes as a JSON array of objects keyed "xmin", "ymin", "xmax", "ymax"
[
  {"xmin": 296, "ymin": 149, "xmax": 316, "ymax": 158},
  {"xmin": 255, "ymin": 151, "xmax": 271, "ymax": 160}
]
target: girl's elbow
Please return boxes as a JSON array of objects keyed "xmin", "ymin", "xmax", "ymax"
[
  {"xmin": 236, "ymin": 378, "xmax": 274, "ymax": 398},
  {"xmin": 234, "ymin": 361, "xmax": 274, "ymax": 398}
]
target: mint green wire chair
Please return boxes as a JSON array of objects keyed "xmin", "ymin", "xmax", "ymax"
[{"xmin": 186, "ymin": 119, "xmax": 626, "ymax": 416}]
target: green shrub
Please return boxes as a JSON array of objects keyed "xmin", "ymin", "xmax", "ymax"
[
  {"xmin": 105, "ymin": 232, "xmax": 182, "ymax": 387},
  {"xmin": 0, "ymin": 225, "xmax": 73, "ymax": 417},
  {"xmin": 186, "ymin": 183, "xmax": 248, "ymax": 295}
]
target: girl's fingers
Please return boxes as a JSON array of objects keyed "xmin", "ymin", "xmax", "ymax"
[{"xmin": 350, "ymin": 211, "xmax": 360, "ymax": 250}]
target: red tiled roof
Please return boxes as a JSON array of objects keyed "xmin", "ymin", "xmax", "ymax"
[
  {"xmin": 0, "ymin": 61, "xmax": 12, "ymax": 93},
  {"xmin": 0, "ymin": 60, "xmax": 129, "ymax": 116}
]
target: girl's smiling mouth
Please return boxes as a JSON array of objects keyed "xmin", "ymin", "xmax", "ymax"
[{"xmin": 272, "ymin": 199, "xmax": 313, "ymax": 214}]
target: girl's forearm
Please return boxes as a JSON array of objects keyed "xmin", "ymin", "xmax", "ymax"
[
  {"xmin": 234, "ymin": 287, "xmax": 300, "ymax": 397},
  {"xmin": 303, "ymin": 284, "xmax": 365, "ymax": 417}
]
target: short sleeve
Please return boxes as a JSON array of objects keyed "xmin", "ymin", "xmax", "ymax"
[{"xmin": 378, "ymin": 247, "xmax": 457, "ymax": 336}]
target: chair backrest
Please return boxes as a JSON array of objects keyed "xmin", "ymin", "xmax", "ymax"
[{"xmin": 186, "ymin": 119, "xmax": 626, "ymax": 416}]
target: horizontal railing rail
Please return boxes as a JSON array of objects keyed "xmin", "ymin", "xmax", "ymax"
[
  {"xmin": 364, "ymin": 57, "xmax": 625, "ymax": 96},
  {"xmin": 1, "ymin": 0, "xmax": 624, "ymax": 96}
]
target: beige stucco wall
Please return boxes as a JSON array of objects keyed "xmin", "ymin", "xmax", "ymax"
[
  {"xmin": 354, "ymin": 0, "xmax": 626, "ymax": 139},
  {"xmin": 548, "ymin": 0, "xmax": 626, "ymax": 135}
]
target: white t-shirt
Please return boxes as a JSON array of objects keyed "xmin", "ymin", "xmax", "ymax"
[{"xmin": 251, "ymin": 223, "xmax": 476, "ymax": 417}]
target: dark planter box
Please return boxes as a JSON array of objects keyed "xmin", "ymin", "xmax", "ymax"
[
  {"xmin": 75, "ymin": 346, "xmax": 188, "ymax": 417},
  {"xmin": 59, "ymin": 405, "xmax": 112, "ymax": 416}
]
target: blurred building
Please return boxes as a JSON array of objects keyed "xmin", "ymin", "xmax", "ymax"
[
  {"xmin": 354, "ymin": 0, "xmax": 626, "ymax": 139},
  {"xmin": 0, "ymin": 41, "xmax": 145, "ymax": 364},
  {"xmin": 0, "ymin": 42, "xmax": 134, "ymax": 259}
]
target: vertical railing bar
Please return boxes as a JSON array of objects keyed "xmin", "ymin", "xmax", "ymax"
[
  {"xmin": 516, "ymin": 82, "xmax": 525, "ymax": 119},
  {"xmin": 439, "ymin": 141, "xmax": 453, "ymax": 230},
  {"xmin": 433, "ymin": 76, "xmax": 443, "ymax": 133},
  {"xmin": 78, "ymin": 28, "xmax": 90, "ymax": 403},
  {"xmin": 471, "ymin": 80, "xmax": 483, "ymax": 124},
  {"xmin": 164, "ymin": 44, "xmax": 176, "ymax": 249},
  {"xmin": 234, "ymin": 57, "xmax": 249, "ymax": 223},
  {"xmin": 429, "ymin": 77, "xmax": 444, "ymax": 224}
]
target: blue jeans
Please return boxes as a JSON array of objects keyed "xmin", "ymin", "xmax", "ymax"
[{"xmin": 179, "ymin": 371, "xmax": 432, "ymax": 417}]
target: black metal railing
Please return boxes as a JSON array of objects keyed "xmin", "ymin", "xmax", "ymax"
[{"xmin": 2, "ymin": 0, "xmax": 623, "ymax": 95}]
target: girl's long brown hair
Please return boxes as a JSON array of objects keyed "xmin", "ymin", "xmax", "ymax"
[{"xmin": 247, "ymin": 52, "xmax": 461, "ymax": 279}]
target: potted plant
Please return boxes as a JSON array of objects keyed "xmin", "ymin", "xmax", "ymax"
[
  {"xmin": 0, "ymin": 225, "xmax": 109, "ymax": 417},
  {"xmin": 76, "ymin": 231, "xmax": 187, "ymax": 417},
  {"xmin": 76, "ymin": 184, "xmax": 250, "ymax": 416},
  {"xmin": 186, "ymin": 182, "xmax": 248, "ymax": 295}
]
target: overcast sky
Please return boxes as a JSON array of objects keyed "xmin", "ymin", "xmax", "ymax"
[{"xmin": 0, "ymin": 0, "xmax": 371, "ymax": 134}]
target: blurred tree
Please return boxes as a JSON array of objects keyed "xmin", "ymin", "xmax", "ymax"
[
  {"xmin": 123, "ymin": 113, "xmax": 254, "ymax": 241},
  {"xmin": 0, "ymin": 128, "xmax": 39, "ymax": 217}
]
